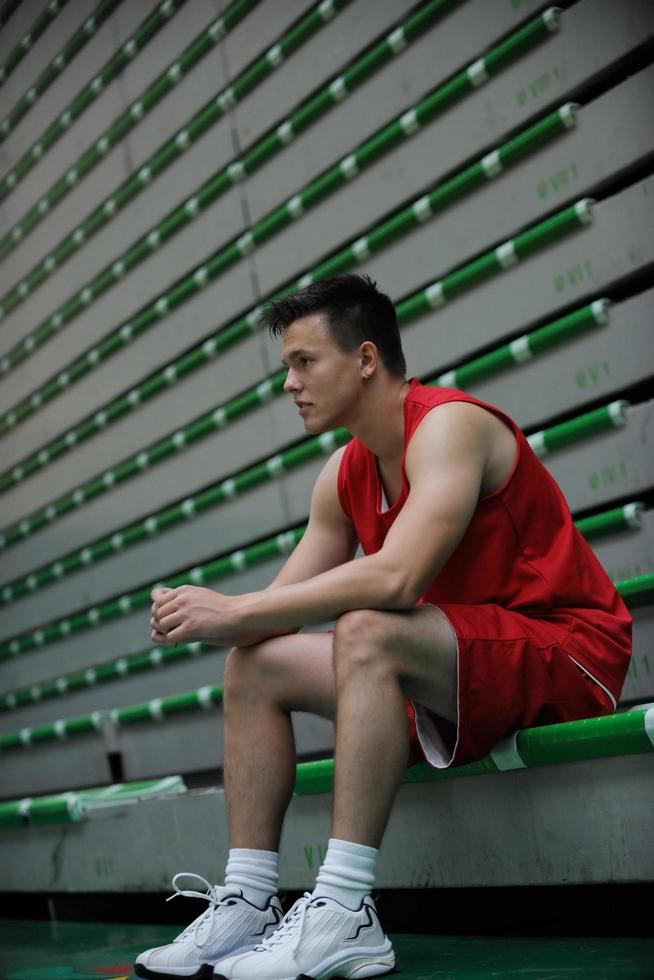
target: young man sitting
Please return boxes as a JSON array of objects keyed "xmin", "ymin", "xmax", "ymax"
[{"xmin": 136, "ymin": 274, "xmax": 630, "ymax": 980}]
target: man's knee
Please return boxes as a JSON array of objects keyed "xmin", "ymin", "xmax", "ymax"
[
  {"xmin": 333, "ymin": 605, "xmax": 457, "ymax": 688},
  {"xmin": 333, "ymin": 609, "xmax": 395, "ymax": 677},
  {"xmin": 224, "ymin": 639, "xmax": 277, "ymax": 707}
]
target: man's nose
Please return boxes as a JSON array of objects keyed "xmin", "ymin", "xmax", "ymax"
[{"xmin": 284, "ymin": 368, "xmax": 300, "ymax": 393}]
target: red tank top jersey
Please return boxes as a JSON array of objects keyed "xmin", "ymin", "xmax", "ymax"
[{"xmin": 337, "ymin": 379, "xmax": 631, "ymax": 703}]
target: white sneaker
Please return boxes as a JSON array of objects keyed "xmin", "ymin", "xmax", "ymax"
[
  {"xmin": 212, "ymin": 892, "xmax": 396, "ymax": 979},
  {"xmin": 135, "ymin": 872, "xmax": 283, "ymax": 979}
]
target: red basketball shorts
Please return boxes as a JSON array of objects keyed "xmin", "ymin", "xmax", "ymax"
[{"xmin": 405, "ymin": 602, "xmax": 619, "ymax": 770}]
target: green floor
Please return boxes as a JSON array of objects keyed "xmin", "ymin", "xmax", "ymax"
[{"xmin": 1, "ymin": 921, "xmax": 653, "ymax": 979}]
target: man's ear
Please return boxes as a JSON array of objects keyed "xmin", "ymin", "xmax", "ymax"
[{"xmin": 359, "ymin": 340, "xmax": 379, "ymax": 379}]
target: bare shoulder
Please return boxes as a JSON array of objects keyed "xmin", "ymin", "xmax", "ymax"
[
  {"xmin": 408, "ymin": 400, "xmax": 495, "ymax": 458},
  {"xmin": 310, "ymin": 445, "xmax": 351, "ymax": 521},
  {"xmin": 321, "ymin": 443, "xmax": 349, "ymax": 475},
  {"xmin": 407, "ymin": 400, "xmax": 517, "ymax": 493}
]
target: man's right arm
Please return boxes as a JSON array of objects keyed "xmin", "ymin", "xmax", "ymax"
[
  {"xmin": 233, "ymin": 447, "xmax": 357, "ymax": 646},
  {"xmin": 196, "ymin": 446, "xmax": 357, "ymax": 647},
  {"xmin": 269, "ymin": 446, "xmax": 357, "ymax": 587}
]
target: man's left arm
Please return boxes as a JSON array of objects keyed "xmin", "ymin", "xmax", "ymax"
[{"xmin": 155, "ymin": 403, "xmax": 489, "ymax": 644}]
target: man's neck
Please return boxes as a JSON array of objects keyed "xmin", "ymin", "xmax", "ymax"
[{"xmin": 347, "ymin": 377, "xmax": 411, "ymax": 462}]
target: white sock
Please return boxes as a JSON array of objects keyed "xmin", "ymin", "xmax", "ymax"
[
  {"xmin": 312, "ymin": 838, "xmax": 378, "ymax": 910},
  {"xmin": 224, "ymin": 848, "xmax": 279, "ymax": 908}
]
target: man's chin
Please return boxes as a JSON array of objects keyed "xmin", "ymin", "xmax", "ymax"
[{"xmin": 304, "ymin": 414, "xmax": 343, "ymax": 437}]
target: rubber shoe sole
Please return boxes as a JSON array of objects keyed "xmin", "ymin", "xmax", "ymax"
[
  {"xmin": 296, "ymin": 967, "xmax": 397, "ymax": 979},
  {"xmin": 214, "ymin": 965, "xmax": 397, "ymax": 980},
  {"xmin": 135, "ymin": 962, "xmax": 216, "ymax": 980}
]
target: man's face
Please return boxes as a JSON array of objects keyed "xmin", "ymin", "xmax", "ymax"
[{"xmin": 281, "ymin": 313, "xmax": 362, "ymax": 434}]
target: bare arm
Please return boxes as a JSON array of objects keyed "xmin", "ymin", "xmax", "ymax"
[
  {"xmin": 151, "ymin": 447, "xmax": 357, "ymax": 646},
  {"xmin": 154, "ymin": 403, "xmax": 492, "ymax": 645}
]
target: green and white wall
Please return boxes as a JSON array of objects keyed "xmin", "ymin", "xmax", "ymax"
[{"xmin": 1, "ymin": 0, "xmax": 653, "ymax": 806}]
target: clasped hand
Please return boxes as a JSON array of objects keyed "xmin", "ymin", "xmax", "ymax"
[{"xmin": 150, "ymin": 585, "xmax": 241, "ymax": 646}]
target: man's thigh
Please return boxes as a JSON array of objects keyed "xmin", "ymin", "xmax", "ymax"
[
  {"xmin": 230, "ymin": 631, "xmax": 337, "ymax": 720},
  {"xmin": 231, "ymin": 606, "xmax": 457, "ymax": 722},
  {"xmin": 335, "ymin": 605, "xmax": 458, "ymax": 724}
]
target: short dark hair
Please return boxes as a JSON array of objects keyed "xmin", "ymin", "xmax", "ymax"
[{"xmin": 262, "ymin": 274, "xmax": 406, "ymax": 378}]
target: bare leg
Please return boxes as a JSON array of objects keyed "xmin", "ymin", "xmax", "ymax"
[
  {"xmin": 223, "ymin": 632, "xmax": 337, "ymax": 851},
  {"xmin": 223, "ymin": 606, "xmax": 456, "ymax": 853},
  {"xmin": 331, "ymin": 606, "xmax": 457, "ymax": 848}
]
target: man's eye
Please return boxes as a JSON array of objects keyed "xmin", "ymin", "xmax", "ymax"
[{"xmin": 301, "ymin": 358, "xmax": 312, "ymax": 366}]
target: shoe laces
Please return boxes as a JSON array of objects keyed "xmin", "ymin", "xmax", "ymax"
[
  {"xmin": 166, "ymin": 872, "xmax": 241, "ymax": 948},
  {"xmin": 252, "ymin": 892, "xmax": 316, "ymax": 956}
]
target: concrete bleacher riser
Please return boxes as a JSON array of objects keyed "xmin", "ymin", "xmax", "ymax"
[
  {"xmin": 117, "ymin": 707, "xmax": 335, "ymax": 784},
  {"xmin": 223, "ymin": 0, "xmax": 417, "ymax": 153},
  {"xmin": 0, "ymin": 253, "xmax": 259, "ymax": 456},
  {"xmin": 1, "ymin": 20, "xmax": 652, "ymax": 460},
  {"xmin": 377, "ymin": 173, "xmax": 654, "ymax": 379},
  {"xmin": 545, "ymin": 401, "xmax": 654, "ymax": 512},
  {"xmin": 0, "ymin": 184, "xmax": 247, "ymax": 404},
  {"xmin": 0, "ymin": 552, "xmax": 285, "ymax": 712},
  {"xmin": 623, "ymin": 608, "xmax": 654, "ymax": 703},
  {"xmin": 0, "ymin": 0, "xmax": 110, "ymax": 169},
  {"xmin": 589, "ymin": 512, "xmax": 654, "ymax": 587},
  {"xmin": 0, "ymin": 732, "xmax": 114, "ymax": 800},
  {"xmin": 0, "ymin": 556, "xmax": 283, "ymax": 692},
  {"xmin": 0, "ymin": 0, "xmax": 539, "ymax": 462},
  {"xmin": 464, "ymin": 288, "xmax": 654, "ymax": 431},
  {"xmin": 0, "ymin": 2, "xmax": 44, "ymax": 67},
  {"xmin": 1, "ymin": 0, "xmax": 219, "ymax": 229},
  {"xmin": 0, "ymin": 708, "xmax": 337, "ymax": 799},
  {"xmin": 0, "ymin": 0, "xmax": 651, "ymax": 869},
  {"xmin": 1, "ymin": 392, "xmax": 288, "ymax": 585},
  {"xmin": 1, "ymin": 482, "xmax": 292, "ymax": 632},
  {"xmin": 250, "ymin": 13, "xmax": 654, "ymax": 298},
  {"xmin": 5, "ymin": 649, "xmax": 229, "ymax": 731},
  {"xmin": 0, "ymin": 0, "xmax": 415, "ymax": 379},
  {"xmin": 240, "ymin": 0, "xmax": 547, "ymax": 231},
  {"xmin": 7, "ymin": 0, "xmax": 646, "ymax": 412},
  {"xmin": 2, "ymin": 752, "xmax": 652, "ymax": 891}
]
